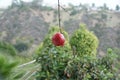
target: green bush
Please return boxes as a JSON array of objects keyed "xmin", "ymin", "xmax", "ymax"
[
  {"xmin": 64, "ymin": 48, "xmax": 117, "ymax": 80},
  {"xmin": 35, "ymin": 26, "xmax": 72, "ymax": 79},
  {"xmin": 0, "ymin": 41, "xmax": 17, "ymax": 56},
  {"xmin": 14, "ymin": 42, "xmax": 29, "ymax": 52},
  {"xmin": 0, "ymin": 54, "xmax": 18, "ymax": 80},
  {"xmin": 70, "ymin": 24, "xmax": 99, "ymax": 57}
]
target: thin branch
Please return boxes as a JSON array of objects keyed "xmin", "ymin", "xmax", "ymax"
[
  {"xmin": 58, "ymin": 0, "xmax": 62, "ymax": 33},
  {"xmin": 17, "ymin": 60, "xmax": 36, "ymax": 68},
  {"xmin": 60, "ymin": 5, "xmax": 71, "ymax": 15}
]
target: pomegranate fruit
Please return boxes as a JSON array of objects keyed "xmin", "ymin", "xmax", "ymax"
[{"xmin": 52, "ymin": 32, "xmax": 65, "ymax": 46}]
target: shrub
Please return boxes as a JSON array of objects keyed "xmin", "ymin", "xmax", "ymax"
[
  {"xmin": 35, "ymin": 26, "xmax": 72, "ymax": 79},
  {"xmin": 0, "ymin": 41, "xmax": 17, "ymax": 56},
  {"xmin": 70, "ymin": 24, "xmax": 99, "ymax": 57},
  {"xmin": 64, "ymin": 48, "xmax": 117, "ymax": 80},
  {"xmin": 0, "ymin": 54, "xmax": 18, "ymax": 79},
  {"xmin": 14, "ymin": 42, "xmax": 29, "ymax": 52}
]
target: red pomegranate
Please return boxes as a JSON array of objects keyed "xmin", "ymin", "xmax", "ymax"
[{"xmin": 52, "ymin": 32, "xmax": 65, "ymax": 46}]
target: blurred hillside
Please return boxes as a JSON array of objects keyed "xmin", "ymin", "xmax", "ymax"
[{"xmin": 0, "ymin": 0, "xmax": 120, "ymax": 55}]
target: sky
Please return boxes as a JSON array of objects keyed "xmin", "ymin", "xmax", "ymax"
[{"xmin": 0, "ymin": 0, "xmax": 120, "ymax": 9}]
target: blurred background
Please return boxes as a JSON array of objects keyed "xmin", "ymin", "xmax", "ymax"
[
  {"xmin": 0, "ymin": 0, "xmax": 120, "ymax": 79},
  {"xmin": 0, "ymin": 0, "xmax": 120, "ymax": 56}
]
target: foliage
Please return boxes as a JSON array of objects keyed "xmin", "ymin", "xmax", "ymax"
[
  {"xmin": 116, "ymin": 5, "xmax": 120, "ymax": 11},
  {"xmin": 35, "ymin": 25, "xmax": 117, "ymax": 80},
  {"xmin": 14, "ymin": 42, "xmax": 29, "ymax": 52},
  {"xmin": 32, "ymin": 0, "xmax": 43, "ymax": 6},
  {"xmin": 92, "ymin": 3, "xmax": 95, "ymax": 7},
  {"xmin": 70, "ymin": 9, "xmax": 78, "ymax": 16},
  {"xmin": 112, "ymin": 48, "xmax": 120, "ymax": 79},
  {"xmin": 0, "ymin": 54, "xmax": 18, "ymax": 80},
  {"xmin": 103, "ymin": 3, "xmax": 109, "ymax": 10},
  {"xmin": 0, "ymin": 41, "xmax": 17, "ymax": 56},
  {"xmin": 40, "ymin": 6, "xmax": 53, "ymax": 11},
  {"xmin": 70, "ymin": 24, "xmax": 99, "ymax": 57},
  {"xmin": 64, "ymin": 48, "xmax": 117, "ymax": 80},
  {"xmin": 35, "ymin": 26, "xmax": 72, "ymax": 79},
  {"xmin": 11, "ymin": 0, "xmax": 22, "ymax": 7},
  {"xmin": 101, "ymin": 13, "xmax": 107, "ymax": 20},
  {"xmin": 116, "ymin": 29, "xmax": 120, "ymax": 48}
]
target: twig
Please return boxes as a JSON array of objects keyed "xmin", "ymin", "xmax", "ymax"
[
  {"xmin": 58, "ymin": 0, "xmax": 62, "ymax": 33},
  {"xmin": 17, "ymin": 60, "xmax": 36, "ymax": 68},
  {"xmin": 60, "ymin": 5, "xmax": 71, "ymax": 15}
]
